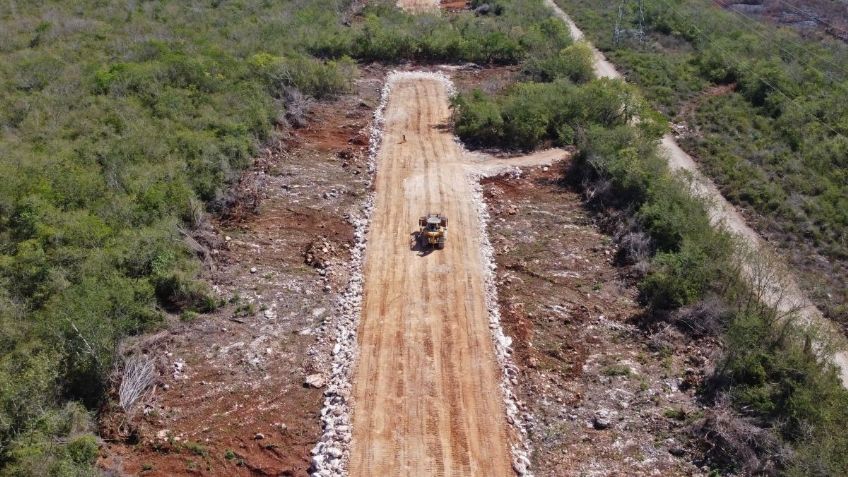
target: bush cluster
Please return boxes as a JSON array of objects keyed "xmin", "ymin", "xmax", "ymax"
[
  {"xmin": 308, "ymin": 0, "xmax": 574, "ymax": 65},
  {"xmin": 0, "ymin": 0, "xmax": 357, "ymax": 473},
  {"xmin": 572, "ymin": 124, "xmax": 736, "ymax": 311},
  {"xmin": 452, "ymin": 78, "xmax": 649, "ymax": 150}
]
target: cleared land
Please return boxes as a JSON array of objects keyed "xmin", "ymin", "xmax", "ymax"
[
  {"xmin": 97, "ymin": 80, "xmax": 381, "ymax": 476},
  {"xmin": 397, "ymin": 0, "xmax": 441, "ymax": 12},
  {"xmin": 483, "ymin": 166, "xmax": 706, "ymax": 476},
  {"xmin": 349, "ymin": 75, "xmax": 514, "ymax": 476}
]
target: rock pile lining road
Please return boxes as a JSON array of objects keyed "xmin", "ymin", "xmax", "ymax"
[
  {"xmin": 307, "ymin": 73, "xmax": 387, "ymax": 477},
  {"xmin": 468, "ymin": 167, "xmax": 535, "ymax": 476}
]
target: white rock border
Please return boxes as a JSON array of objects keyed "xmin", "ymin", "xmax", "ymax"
[
  {"xmin": 309, "ymin": 70, "xmax": 534, "ymax": 476},
  {"xmin": 467, "ymin": 168, "xmax": 534, "ymax": 476},
  {"xmin": 307, "ymin": 72, "xmax": 387, "ymax": 477}
]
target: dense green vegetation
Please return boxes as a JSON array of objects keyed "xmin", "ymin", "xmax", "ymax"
[
  {"xmin": 715, "ymin": 306, "xmax": 848, "ymax": 476},
  {"xmin": 0, "ymin": 0, "xmax": 358, "ymax": 474},
  {"xmin": 554, "ymin": 0, "xmax": 848, "ymax": 327},
  {"xmin": 451, "ymin": 6, "xmax": 848, "ymax": 471},
  {"xmin": 453, "ymin": 78, "xmax": 642, "ymax": 150},
  {"xmin": 309, "ymin": 0, "xmax": 575, "ymax": 64},
  {"xmin": 451, "ymin": 40, "xmax": 662, "ymax": 150}
]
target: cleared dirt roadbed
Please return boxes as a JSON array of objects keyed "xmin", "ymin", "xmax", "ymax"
[
  {"xmin": 397, "ymin": 0, "xmax": 440, "ymax": 12},
  {"xmin": 349, "ymin": 75, "xmax": 514, "ymax": 476}
]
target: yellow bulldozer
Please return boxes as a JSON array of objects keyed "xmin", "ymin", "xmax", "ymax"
[{"xmin": 417, "ymin": 213, "xmax": 447, "ymax": 249}]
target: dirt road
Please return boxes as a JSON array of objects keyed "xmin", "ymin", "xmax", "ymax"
[
  {"xmin": 545, "ymin": 1, "xmax": 848, "ymax": 386},
  {"xmin": 469, "ymin": 148, "xmax": 567, "ymax": 174},
  {"xmin": 349, "ymin": 74, "xmax": 515, "ymax": 476},
  {"xmin": 397, "ymin": 0, "xmax": 440, "ymax": 12},
  {"xmin": 544, "ymin": 0, "xmax": 621, "ymax": 80}
]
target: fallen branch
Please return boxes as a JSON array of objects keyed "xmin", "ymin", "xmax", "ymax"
[{"xmin": 119, "ymin": 354, "xmax": 156, "ymax": 414}]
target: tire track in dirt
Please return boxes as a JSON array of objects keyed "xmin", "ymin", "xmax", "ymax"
[
  {"xmin": 545, "ymin": 0, "xmax": 848, "ymax": 386},
  {"xmin": 349, "ymin": 73, "xmax": 514, "ymax": 477}
]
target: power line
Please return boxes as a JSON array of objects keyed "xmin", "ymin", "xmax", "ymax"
[
  {"xmin": 652, "ymin": 0, "xmax": 848, "ymax": 139},
  {"xmin": 769, "ymin": 0, "xmax": 848, "ymax": 38},
  {"xmin": 716, "ymin": 1, "xmax": 848, "ymax": 81},
  {"xmin": 614, "ymin": 0, "xmax": 646, "ymax": 46}
]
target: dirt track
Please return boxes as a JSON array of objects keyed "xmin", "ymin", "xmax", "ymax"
[
  {"xmin": 349, "ymin": 74, "xmax": 514, "ymax": 476},
  {"xmin": 397, "ymin": 0, "xmax": 440, "ymax": 12},
  {"xmin": 546, "ymin": 0, "xmax": 848, "ymax": 386},
  {"xmin": 469, "ymin": 148, "xmax": 566, "ymax": 174},
  {"xmin": 544, "ymin": 0, "xmax": 621, "ymax": 80}
]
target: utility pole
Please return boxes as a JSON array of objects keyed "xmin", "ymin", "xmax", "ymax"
[
  {"xmin": 613, "ymin": 0, "xmax": 625, "ymax": 46},
  {"xmin": 613, "ymin": 0, "xmax": 646, "ymax": 46}
]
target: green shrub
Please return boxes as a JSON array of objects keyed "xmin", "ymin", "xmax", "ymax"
[
  {"xmin": 66, "ymin": 435, "xmax": 98, "ymax": 465},
  {"xmin": 153, "ymin": 271, "xmax": 217, "ymax": 314},
  {"xmin": 180, "ymin": 310, "xmax": 199, "ymax": 323},
  {"xmin": 577, "ymin": 124, "xmax": 665, "ymax": 206},
  {"xmin": 249, "ymin": 53, "xmax": 356, "ymax": 99},
  {"xmin": 638, "ymin": 237, "xmax": 729, "ymax": 310},
  {"xmin": 663, "ymin": 407, "xmax": 687, "ymax": 420},
  {"xmin": 524, "ymin": 41, "xmax": 595, "ymax": 83},
  {"xmin": 694, "ymin": 43, "xmax": 737, "ymax": 84},
  {"xmin": 2, "ymin": 403, "xmax": 98, "ymax": 477},
  {"xmin": 500, "ymin": 90, "xmax": 555, "ymax": 149},
  {"xmin": 451, "ymin": 91, "xmax": 505, "ymax": 147},
  {"xmin": 520, "ymin": 18, "xmax": 573, "ymax": 59},
  {"xmin": 638, "ymin": 175, "xmax": 713, "ymax": 252},
  {"xmin": 715, "ymin": 308, "xmax": 848, "ymax": 475},
  {"xmin": 453, "ymin": 78, "xmax": 651, "ymax": 151},
  {"xmin": 737, "ymin": 59, "xmax": 799, "ymax": 113},
  {"xmin": 602, "ymin": 364, "xmax": 632, "ymax": 377},
  {"xmin": 0, "ymin": 342, "xmax": 59, "ymax": 445},
  {"xmin": 184, "ymin": 442, "xmax": 208, "ymax": 457}
]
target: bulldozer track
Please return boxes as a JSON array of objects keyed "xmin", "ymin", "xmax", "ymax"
[{"xmin": 348, "ymin": 74, "xmax": 514, "ymax": 477}]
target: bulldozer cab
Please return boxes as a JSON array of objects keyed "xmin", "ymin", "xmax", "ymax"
[
  {"xmin": 417, "ymin": 213, "xmax": 448, "ymax": 250},
  {"xmin": 419, "ymin": 214, "xmax": 447, "ymax": 228}
]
